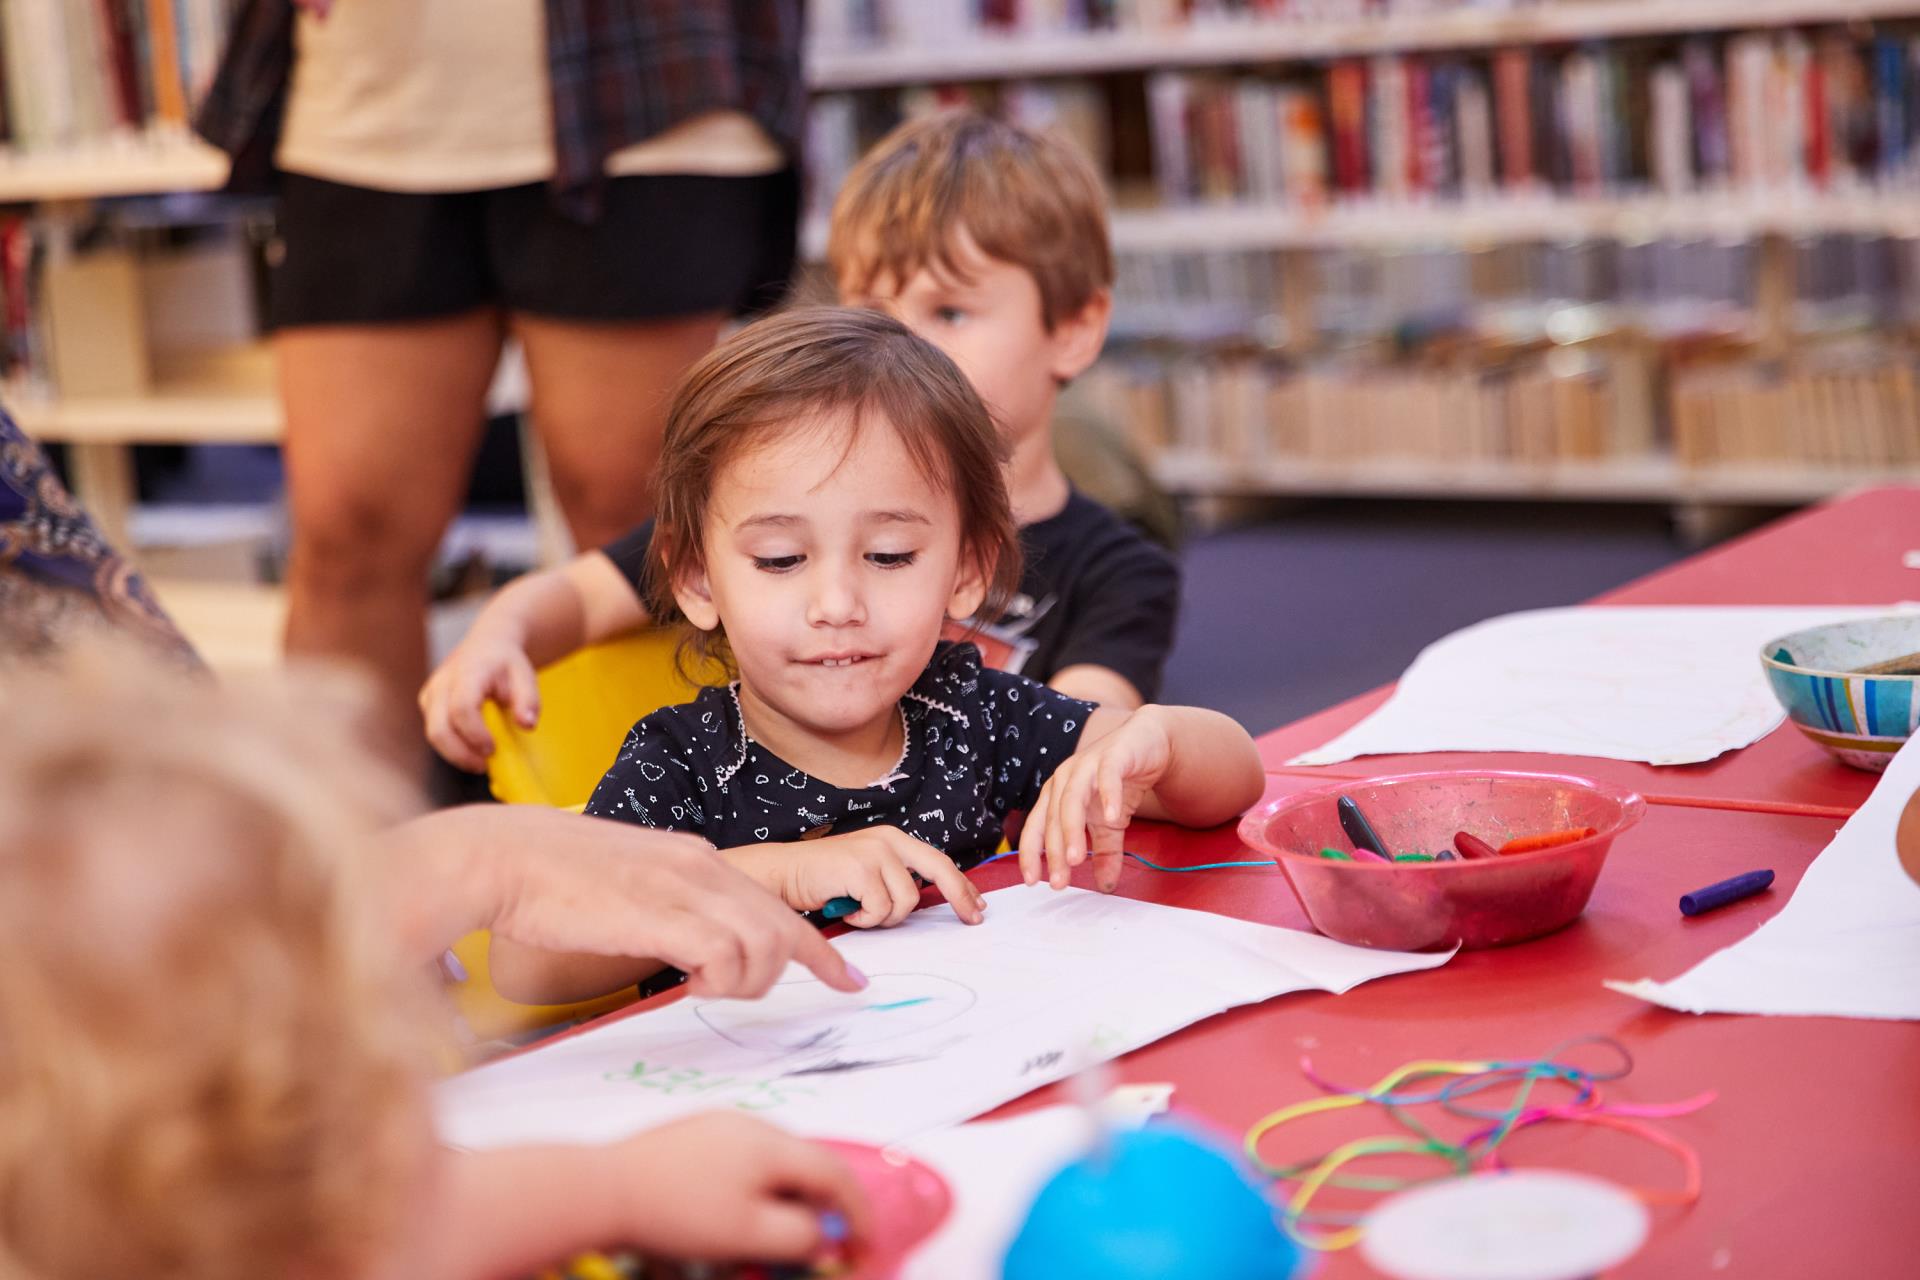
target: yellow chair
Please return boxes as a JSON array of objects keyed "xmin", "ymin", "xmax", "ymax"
[
  {"xmin": 483, "ymin": 628, "xmax": 710, "ymax": 810},
  {"xmin": 448, "ymin": 630, "xmax": 720, "ymax": 1041}
]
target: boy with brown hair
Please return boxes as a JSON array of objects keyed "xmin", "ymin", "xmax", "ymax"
[{"xmin": 423, "ymin": 109, "xmax": 1180, "ymax": 773}]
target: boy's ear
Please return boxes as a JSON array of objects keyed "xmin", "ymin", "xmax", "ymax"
[
  {"xmin": 946, "ymin": 549, "xmax": 991, "ymax": 623},
  {"xmin": 1047, "ymin": 287, "xmax": 1112, "ymax": 384},
  {"xmin": 670, "ymin": 563, "xmax": 721, "ymax": 632}
]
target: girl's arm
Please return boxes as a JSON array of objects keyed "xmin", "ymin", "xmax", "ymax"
[
  {"xmin": 420, "ymin": 551, "xmax": 650, "ymax": 771},
  {"xmin": 1049, "ymin": 662, "xmax": 1144, "ymax": 710},
  {"xmin": 1086, "ymin": 703, "xmax": 1264, "ymax": 826},
  {"xmin": 1019, "ymin": 703, "xmax": 1265, "ymax": 892}
]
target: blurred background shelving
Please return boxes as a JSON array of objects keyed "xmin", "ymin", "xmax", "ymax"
[{"xmin": 3, "ymin": 0, "xmax": 1919, "ymax": 622}]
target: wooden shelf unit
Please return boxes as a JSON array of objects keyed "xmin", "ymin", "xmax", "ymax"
[
  {"xmin": 11, "ymin": 391, "xmax": 280, "ymax": 444},
  {"xmin": 802, "ymin": 190, "xmax": 1920, "ymax": 260},
  {"xmin": 0, "ymin": 136, "xmax": 228, "ymax": 203},
  {"xmin": 0, "ymin": 4, "xmax": 1910, "ymax": 530},
  {"xmin": 809, "ymin": 3, "xmax": 1920, "ymax": 517},
  {"xmin": 809, "ymin": 0, "xmax": 1920, "ymax": 89},
  {"xmin": 1150, "ymin": 451, "xmax": 1920, "ymax": 505}
]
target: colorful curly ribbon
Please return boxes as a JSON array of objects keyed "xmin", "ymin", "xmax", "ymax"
[{"xmin": 1242, "ymin": 1037, "xmax": 1713, "ymax": 1251}]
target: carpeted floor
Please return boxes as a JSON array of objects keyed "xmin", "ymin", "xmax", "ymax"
[{"xmin": 1158, "ymin": 501, "xmax": 1698, "ymax": 735}]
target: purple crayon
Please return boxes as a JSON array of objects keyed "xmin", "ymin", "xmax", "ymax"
[{"xmin": 1679, "ymin": 869, "xmax": 1775, "ymax": 917}]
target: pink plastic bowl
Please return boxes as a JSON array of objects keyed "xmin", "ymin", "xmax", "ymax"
[
  {"xmin": 1239, "ymin": 771, "xmax": 1644, "ymax": 951},
  {"xmin": 816, "ymin": 1138, "xmax": 953, "ymax": 1278}
]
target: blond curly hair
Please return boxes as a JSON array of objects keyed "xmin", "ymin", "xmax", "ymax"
[{"xmin": 0, "ymin": 649, "xmax": 439, "ymax": 1280}]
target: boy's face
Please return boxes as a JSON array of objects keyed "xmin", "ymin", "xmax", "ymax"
[
  {"xmin": 842, "ymin": 228, "xmax": 1107, "ymax": 447},
  {"xmin": 673, "ymin": 413, "xmax": 988, "ymax": 745}
]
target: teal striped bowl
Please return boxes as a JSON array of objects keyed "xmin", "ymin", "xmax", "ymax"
[{"xmin": 1760, "ymin": 616, "xmax": 1920, "ymax": 773}]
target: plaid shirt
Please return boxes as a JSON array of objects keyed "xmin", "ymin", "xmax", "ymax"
[{"xmin": 195, "ymin": 0, "xmax": 804, "ymax": 220}]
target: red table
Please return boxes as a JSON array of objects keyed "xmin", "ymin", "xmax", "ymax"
[
  {"xmin": 514, "ymin": 490, "xmax": 1917, "ymax": 1275},
  {"xmin": 1258, "ymin": 486, "xmax": 1920, "ymax": 817},
  {"xmin": 978, "ymin": 783, "xmax": 1919, "ymax": 1276},
  {"xmin": 975, "ymin": 488, "xmax": 1920, "ymax": 1277}
]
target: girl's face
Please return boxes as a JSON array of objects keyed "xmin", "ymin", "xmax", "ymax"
[{"xmin": 672, "ymin": 413, "xmax": 988, "ymax": 747}]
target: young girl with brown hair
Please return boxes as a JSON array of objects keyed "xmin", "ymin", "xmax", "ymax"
[{"xmin": 490, "ymin": 307, "xmax": 1263, "ymax": 1005}]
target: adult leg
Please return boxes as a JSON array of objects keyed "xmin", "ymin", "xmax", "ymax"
[
  {"xmin": 511, "ymin": 312, "xmax": 724, "ymax": 550},
  {"xmin": 277, "ymin": 311, "xmax": 504, "ymax": 742}
]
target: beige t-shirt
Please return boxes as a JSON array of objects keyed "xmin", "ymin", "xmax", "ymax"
[{"xmin": 275, "ymin": 0, "xmax": 783, "ymax": 191}]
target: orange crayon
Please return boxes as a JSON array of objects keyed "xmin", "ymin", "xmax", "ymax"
[{"xmin": 1498, "ymin": 826, "xmax": 1597, "ymax": 856}]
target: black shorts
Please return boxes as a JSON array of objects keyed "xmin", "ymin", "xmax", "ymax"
[{"xmin": 268, "ymin": 169, "xmax": 798, "ymax": 328}]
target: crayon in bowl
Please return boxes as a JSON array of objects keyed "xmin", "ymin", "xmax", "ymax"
[{"xmin": 1242, "ymin": 772, "xmax": 1644, "ymax": 951}]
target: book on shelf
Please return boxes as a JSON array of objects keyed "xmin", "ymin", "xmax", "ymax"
[
  {"xmin": 809, "ymin": 19, "xmax": 1920, "ymax": 215},
  {"xmin": 1081, "ymin": 226, "xmax": 1919, "ymax": 473},
  {"xmin": 1076, "ymin": 342, "xmax": 1657, "ymax": 472},
  {"xmin": 1080, "ymin": 332, "xmax": 1920, "ymax": 475},
  {"xmin": 1670, "ymin": 346, "xmax": 1920, "ymax": 468},
  {"xmin": 0, "ymin": 0, "xmax": 238, "ymax": 155},
  {"xmin": 0, "ymin": 209, "xmax": 269, "ymax": 407},
  {"xmin": 810, "ymin": 0, "xmax": 1660, "ymax": 50}
]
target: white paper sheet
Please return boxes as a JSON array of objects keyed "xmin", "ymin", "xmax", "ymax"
[
  {"xmin": 1606, "ymin": 734, "xmax": 1920, "ymax": 1019},
  {"xmin": 435, "ymin": 887, "xmax": 1452, "ymax": 1149},
  {"xmin": 1290, "ymin": 605, "xmax": 1903, "ymax": 767},
  {"xmin": 896, "ymin": 1105, "xmax": 1108, "ymax": 1280}
]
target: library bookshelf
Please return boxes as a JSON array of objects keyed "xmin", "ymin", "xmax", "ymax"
[
  {"xmin": 1152, "ymin": 450, "xmax": 1911, "ymax": 504},
  {"xmin": 5, "ymin": 0, "xmax": 1920, "ymax": 545},
  {"xmin": 808, "ymin": 0, "xmax": 1920, "ymax": 524},
  {"xmin": 810, "ymin": 0, "xmax": 1920, "ymax": 89},
  {"xmin": 0, "ymin": 136, "xmax": 227, "ymax": 203},
  {"xmin": 1108, "ymin": 193, "xmax": 1920, "ymax": 250},
  {"xmin": 801, "ymin": 191, "xmax": 1920, "ymax": 260}
]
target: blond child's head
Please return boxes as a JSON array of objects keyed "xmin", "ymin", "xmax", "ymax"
[
  {"xmin": 647, "ymin": 304, "xmax": 1021, "ymax": 739},
  {"xmin": 827, "ymin": 109, "xmax": 1114, "ymax": 445},
  {"xmin": 0, "ymin": 651, "xmax": 436, "ymax": 1280}
]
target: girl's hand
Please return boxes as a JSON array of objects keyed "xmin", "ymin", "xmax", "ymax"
[
  {"xmin": 418, "ymin": 625, "xmax": 540, "ymax": 772},
  {"xmin": 734, "ymin": 828, "xmax": 987, "ymax": 928},
  {"xmin": 1018, "ymin": 707, "xmax": 1174, "ymax": 893},
  {"xmin": 610, "ymin": 1114, "xmax": 872, "ymax": 1263}
]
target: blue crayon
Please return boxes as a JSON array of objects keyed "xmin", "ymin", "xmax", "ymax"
[
  {"xmin": 1679, "ymin": 869, "xmax": 1775, "ymax": 917},
  {"xmin": 822, "ymin": 896, "xmax": 861, "ymax": 920}
]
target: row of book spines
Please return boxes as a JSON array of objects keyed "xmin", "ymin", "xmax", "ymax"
[
  {"xmin": 1114, "ymin": 357, "xmax": 1656, "ymax": 460},
  {"xmin": 1671, "ymin": 361, "xmax": 1920, "ymax": 466},
  {"xmin": 0, "ymin": 0, "xmax": 232, "ymax": 149},
  {"xmin": 1148, "ymin": 29, "xmax": 1920, "ymax": 206},
  {"xmin": 1080, "ymin": 350, "xmax": 1920, "ymax": 466}
]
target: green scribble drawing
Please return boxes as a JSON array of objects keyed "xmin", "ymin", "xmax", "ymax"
[{"xmin": 602, "ymin": 1059, "xmax": 816, "ymax": 1112}]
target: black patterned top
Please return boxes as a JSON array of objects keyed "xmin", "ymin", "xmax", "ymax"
[{"xmin": 583, "ymin": 641, "xmax": 1094, "ymax": 868}]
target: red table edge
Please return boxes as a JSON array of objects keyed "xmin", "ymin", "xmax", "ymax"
[{"xmin": 1261, "ymin": 765, "xmax": 1858, "ymax": 822}]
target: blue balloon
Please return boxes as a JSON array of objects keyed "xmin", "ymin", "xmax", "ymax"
[{"xmin": 1002, "ymin": 1121, "xmax": 1302, "ymax": 1280}]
